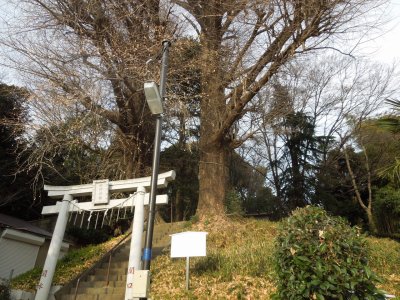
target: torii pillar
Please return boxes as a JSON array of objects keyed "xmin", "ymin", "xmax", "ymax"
[{"xmin": 35, "ymin": 194, "xmax": 72, "ymax": 300}]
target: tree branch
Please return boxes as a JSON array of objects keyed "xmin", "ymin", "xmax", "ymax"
[{"xmin": 343, "ymin": 147, "xmax": 368, "ymax": 212}]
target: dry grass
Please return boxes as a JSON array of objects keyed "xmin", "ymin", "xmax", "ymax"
[
  {"xmin": 150, "ymin": 217, "xmax": 400, "ymax": 299},
  {"xmin": 150, "ymin": 216, "xmax": 277, "ymax": 299},
  {"xmin": 10, "ymin": 217, "xmax": 400, "ymax": 299},
  {"xmin": 368, "ymin": 237, "xmax": 400, "ymax": 296}
]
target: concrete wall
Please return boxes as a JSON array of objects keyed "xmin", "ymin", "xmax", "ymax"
[
  {"xmin": 0, "ymin": 229, "xmax": 69, "ymax": 280},
  {"xmin": 35, "ymin": 240, "xmax": 69, "ymax": 268},
  {"xmin": 0, "ymin": 229, "xmax": 44, "ymax": 280}
]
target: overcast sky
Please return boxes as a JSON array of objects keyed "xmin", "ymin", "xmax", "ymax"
[
  {"xmin": 0, "ymin": 0, "xmax": 400, "ymax": 84},
  {"xmin": 360, "ymin": 0, "xmax": 400, "ymax": 63}
]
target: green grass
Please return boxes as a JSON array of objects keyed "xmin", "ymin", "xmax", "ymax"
[
  {"xmin": 368, "ymin": 237, "xmax": 400, "ymax": 296},
  {"xmin": 10, "ymin": 218, "xmax": 400, "ymax": 299}
]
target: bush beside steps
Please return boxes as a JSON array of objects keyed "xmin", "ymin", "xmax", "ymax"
[{"xmin": 273, "ymin": 206, "xmax": 387, "ymax": 300}]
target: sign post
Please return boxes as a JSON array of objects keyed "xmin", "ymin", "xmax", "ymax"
[
  {"xmin": 186, "ymin": 257, "xmax": 190, "ymax": 290},
  {"xmin": 170, "ymin": 231, "xmax": 208, "ymax": 290}
]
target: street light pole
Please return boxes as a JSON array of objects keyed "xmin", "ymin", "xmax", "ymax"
[{"xmin": 143, "ymin": 40, "xmax": 171, "ymax": 271}]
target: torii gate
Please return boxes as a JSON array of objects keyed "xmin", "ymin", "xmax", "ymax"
[{"xmin": 35, "ymin": 170, "xmax": 175, "ymax": 300}]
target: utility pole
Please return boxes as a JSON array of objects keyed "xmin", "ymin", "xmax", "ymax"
[{"xmin": 143, "ymin": 40, "xmax": 171, "ymax": 272}]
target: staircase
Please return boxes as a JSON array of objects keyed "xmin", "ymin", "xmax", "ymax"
[{"xmin": 56, "ymin": 222, "xmax": 183, "ymax": 300}]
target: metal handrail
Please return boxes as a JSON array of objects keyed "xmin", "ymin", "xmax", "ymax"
[
  {"xmin": 73, "ymin": 231, "xmax": 132, "ymax": 300},
  {"xmin": 56, "ymin": 217, "xmax": 169, "ymax": 300},
  {"xmin": 53, "ymin": 230, "xmax": 132, "ymax": 300},
  {"xmin": 105, "ymin": 246, "xmax": 114, "ymax": 287},
  {"xmin": 73, "ymin": 277, "xmax": 81, "ymax": 300}
]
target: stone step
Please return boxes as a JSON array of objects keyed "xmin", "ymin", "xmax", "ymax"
[
  {"xmin": 109, "ymin": 256, "xmax": 131, "ymax": 263},
  {"xmin": 60, "ymin": 293, "xmax": 124, "ymax": 300},
  {"xmin": 57, "ymin": 222, "xmax": 185, "ymax": 299},
  {"xmin": 98, "ymin": 295, "xmax": 124, "ymax": 300},
  {"xmin": 111, "ymin": 241, "xmax": 171, "ymax": 263},
  {"xmin": 77, "ymin": 280, "xmax": 125, "ymax": 288},
  {"xmin": 116, "ymin": 238, "xmax": 167, "ymax": 254},
  {"xmin": 74, "ymin": 286, "xmax": 125, "ymax": 295},
  {"xmin": 63, "ymin": 281, "xmax": 126, "ymax": 296},
  {"xmin": 86, "ymin": 274, "xmax": 127, "ymax": 282},
  {"xmin": 94, "ymin": 267, "xmax": 126, "ymax": 276},
  {"xmin": 101, "ymin": 260, "xmax": 129, "ymax": 269},
  {"xmin": 60, "ymin": 294, "xmax": 98, "ymax": 300}
]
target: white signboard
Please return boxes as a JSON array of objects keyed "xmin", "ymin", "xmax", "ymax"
[
  {"xmin": 170, "ymin": 231, "xmax": 208, "ymax": 258},
  {"xmin": 92, "ymin": 179, "xmax": 109, "ymax": 205}
]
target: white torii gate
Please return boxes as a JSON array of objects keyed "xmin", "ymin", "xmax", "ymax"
[{"xmin": 34, "ymin": 170, "xmax": 175, "ymax": 300}]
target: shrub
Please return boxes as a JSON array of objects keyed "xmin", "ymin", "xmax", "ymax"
[
  {"xmin": 273, "ymin": 206, "xmax": 385, "ymax": 300},
  {"xmin": 224, "ymin": 190, "xmax": 244, "ymax": 215},
  {"xmin": 66, "ymin": 226, "xmax": 112, "ymax": 246},
  {"xmin": 373, "ymin": 185, "xmax": 400, "ymax": 238},
  {"xmin": 114, "ymin": 219, "xmax": 131, "ymax": 233}
]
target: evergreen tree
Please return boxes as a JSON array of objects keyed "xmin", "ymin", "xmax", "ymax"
[{"xmin": 0, "ymin": 83, "xmax": 39, "ymax": 219}]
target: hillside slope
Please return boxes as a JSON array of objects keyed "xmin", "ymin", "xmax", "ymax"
[
  {"xmin": 149, "ymin": 217, "xmax": 400, "ymax": 299},
  {"xmin": 10, "ymin": 217, "xmax": 399, "ymax": 299}
]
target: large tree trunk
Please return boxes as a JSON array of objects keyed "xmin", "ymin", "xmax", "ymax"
[
  {"xmin": 198, "ymin": 145, "xmax": 229, "ymax": 216},
  {"xmin": 116, "ymin": 91, "xmax": 155, "ymax": 179},
  {"xmin": 196, "ymin": 18, "xmax": 228, "ymax": 217},
  {"xmin": 171, "ymin": 0, "xmax": 374, "ymax": 217},
  {"xmin": 116, "ymin": 125, "xmax": 152, "ymax": 179}
]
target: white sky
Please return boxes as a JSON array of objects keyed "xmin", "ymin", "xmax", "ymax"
[
  {"xmin": 0, "ymin": 0, "xmax": 400, "ymax": 82},
  {"xmin": 358, "ymin": 0, "xmax": 400, "ymax": 64}
]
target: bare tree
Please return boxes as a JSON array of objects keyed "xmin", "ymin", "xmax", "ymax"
[
  {"xmin": 1, "ymin": 0, "xmax": 177, "ymax": 183},
  {"xmin": 340, "ymin": 117, "xmax": 400, "ymax": 234},
  {"xmin": 335, "ymin": 60, "xmax": 397, "ymax": 233},
  {"xmin": 245, "ymin": 55, "xmax": 397, "ymax": 215},
  {"xmin": 1, "ymin": 0, "xmax": 389, "ymax": 216},
  {"xmin": 170, "ymin": 0, "xmax": 388, "ymax": 216}
]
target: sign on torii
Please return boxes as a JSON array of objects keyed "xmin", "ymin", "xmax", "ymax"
[{"xmin": 35, "ymin": 170, "xmax": 175, "ymax": 300}]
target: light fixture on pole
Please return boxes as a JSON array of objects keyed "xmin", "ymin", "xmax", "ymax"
[
  {"xmin": 142, "ymin": 42, "xmax": 170, "ymax": 297},
  {"xmin": 144, "ymin": 81, "xmax": 163, "ymax": 115}
]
